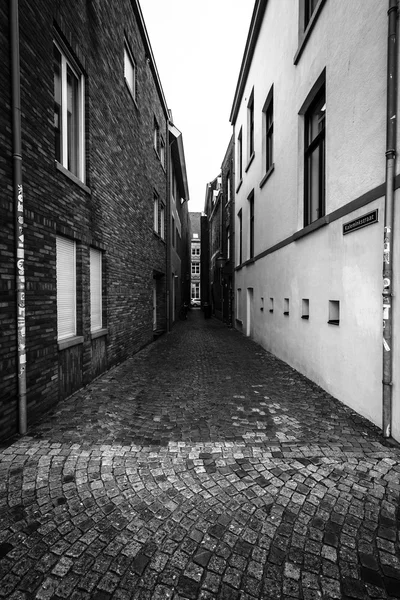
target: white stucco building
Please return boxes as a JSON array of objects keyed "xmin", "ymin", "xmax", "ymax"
[{"xmin": 231, "ymin": 0, "xmax": 400, "ymax": 441}]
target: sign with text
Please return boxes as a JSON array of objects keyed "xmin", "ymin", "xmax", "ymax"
[{"xmin": 343, "ymin": 209, "xmax": 378, "ymax": 235}]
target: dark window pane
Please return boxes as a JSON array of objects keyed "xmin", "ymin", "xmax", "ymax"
[{"xmin": 54, "ymin": 46, "xmax": 62, "ymax": 163}]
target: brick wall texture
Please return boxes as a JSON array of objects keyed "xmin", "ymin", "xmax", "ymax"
[{"xmin": 0, "ymin": 0, "xmax": 169, "ymax": 441}]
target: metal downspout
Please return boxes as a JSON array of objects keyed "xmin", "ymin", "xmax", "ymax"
[
  {"xmin": 10, "ymin": 0, "xmax": 27, "ymax": 435},
  {"xmin": 382, "ymin": 0, "xmax": 399, "ymax": 438}
]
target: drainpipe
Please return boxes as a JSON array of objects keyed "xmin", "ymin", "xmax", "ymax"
[
  {"xmin": 382, "ymin": 0, "xmax": 398, "ymax": 438},
  {"xmin": 10, "ymin": 0, "xmax": 27, "ymax": 435}
]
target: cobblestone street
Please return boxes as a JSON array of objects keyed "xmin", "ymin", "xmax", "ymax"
[{"xmin": 1, "ymin": 310, "xmax": 400, "ymax": 599}]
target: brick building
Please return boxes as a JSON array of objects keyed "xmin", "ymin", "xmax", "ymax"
[
  {"xmin": 0, "ymin": 0, "xmax": 189, "ymax": 441},
  {"xmin": 202, "ymin": 137, "xmax": 235, "ymax": 325}
]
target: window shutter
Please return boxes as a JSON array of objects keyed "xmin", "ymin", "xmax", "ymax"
[
  {"xmin": 90, "ymin": 248, "xmax": 102, "ymax": 331},
  {"xmin": 56, "ymin": 237, "xmax": 76, "ymax": 340}
]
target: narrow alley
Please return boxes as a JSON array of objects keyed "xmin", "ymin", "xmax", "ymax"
[{"xmin": 1, "ymin": 311, "xmax": 400, "ymax": 600}]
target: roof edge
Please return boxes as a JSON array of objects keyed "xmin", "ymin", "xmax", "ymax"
[{"xmin": 229, "ymin": 0, "xmax": 268, "ymax": 125}]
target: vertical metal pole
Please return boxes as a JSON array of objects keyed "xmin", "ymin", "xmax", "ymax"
[
  {"xmin": 10, "ymin": 0, "xmax": 27, "ymax": 434},
  {"xmin": 382, "ymin": 0, "xmax": 398, "ymax": 438}
]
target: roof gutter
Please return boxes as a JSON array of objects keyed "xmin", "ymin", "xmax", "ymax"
[{"xmin": 10, "ymin": 0, "xmax": 27, "ymax": 435}]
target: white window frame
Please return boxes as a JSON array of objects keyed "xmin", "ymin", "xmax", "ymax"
[
  {"xmin": 160, "ymin": 203, "xmax": 165, "ymax": 240},
  {"xmin": 124, "ymin": 42, "xmax": 137, "ymax": 102},
  {"xmin": 56, "ymin": 236, "xmax": 76, "ymax": 340},
  {"xmin": 154, "ymin": 192, "xmax": 159, "ymax": 233},
  {"xmin": 54, "ymin": 40, "xmax": 85, "ymax": 182},
  {"xmin": 90, "ymin": 248, "xmax": 102, "ymax": 332}
]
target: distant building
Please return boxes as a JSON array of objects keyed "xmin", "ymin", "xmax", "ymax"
[
  {"xmin": 229, "ymin": 0, "xmax": 400, "ymax": 441},
  {"xmin": 202, "ymin": 138, "xmax": 235, "ymax": 325},
  {"xmin": 0, "ymin": 0, "xmax": 189, "ymax": 441},
  {"xmin": 190, "ymin": 213, "xmax": 201, "ymax": 305}
]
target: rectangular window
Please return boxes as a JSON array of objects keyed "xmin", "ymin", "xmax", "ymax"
[
  {"xmin": 302, "ymin": 298, "xmax": 310, "ymax": 319},
  {"xmin": 191, "ymin": 264, "xmax": 200, "ymax": 275},
  {"xmin": 304, "ymin": 85, "xmax": 326, "ymax": 226},
  {"xmin": 54, "ymin": 42, "xmax": 85, "ymax": 181},
  {"xmin": 269, "ymin": 298, "xmax": 274, "ymax": 313},
  {"xmin": 124, "ymin": 42, "xmax": 137, "ymax": 101},
  {"xmin": 226, "ymin": 171, "xmax": 231, "ymax": 204},
  {"xmin": 247, "ymin": 90, "xmax": 254, "ymax": 159},
  {"xmin": 56, "ymin": 236, "xmax": 76, "ymax": 340},
  {"xmin": 153, "ymin": 117, "xmax": 160, "ymax": 154},
  {"xmin": 263, "ymin": 87, "xmax": 274, "ymax": 174},
  {"xmin": 237, "ymin": 128, "xmax": 243, "ymax": 182},
  {"xmin": 160, "ymin": 204, "xmax": 165, "ymax": 240},
  {"xmin": 238, "ymin": 209, "xmax": 243, "ymax": 265},
  {"xmin": 284, "ymin": 298, "xmax": 289, "ymax": 316},
  {"xmin": 226, "ymin": 226, "xmax": 230, "ymax": 260},
  {"xmin": 304, "ymin": 0, "xmax": 319, "ymax": 29},
  {"xmin": 153, "ymin": 192, "xmax": 159, "ymax": 233},
  {"xmin": 160, "ymin": 136, "xmax": 165, "ymax": 167},
  {"xmin": 249, "ymin": 192, "xmax": 254, "ymax": 259},
  {"xmin": 90, "ymin": 248, "xmax": 102, "ymax": 332},
  {"xmin": 328, "ymin": 300, "xmax": 340, "ymax": 325}
]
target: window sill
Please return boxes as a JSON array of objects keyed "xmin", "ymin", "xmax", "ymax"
[
  {"xmin": 294, "ymin": 0, "xmax": 326, "ymax": 65},
  {"xmin": 301, "ymin": 315, "xmax": 309, "ymax": 320},
  {"xmin": 245, "ymin": 152, "xmax": 255, "ymax": 173},
  {"xmin": 55, "ymin": 162, "xmax": 91, "ymax": 194},
  {"xmin": 236, "ymin": 179, "xmax": 243, "ymax": 193},
  {"xmin": 91, "ymin": 328, "xmax": 108, "ymax": 340},
  {"xmin": 293, "ymin": 215, "xmax": 328, "ymax": 241},
  {"xmin": 328, "ymin": 320, "xmax": 340, "ymax": 326},
  {"xmin": 58, "ymin": 335, "xmax": 84, "ymax": 351},
  {"xmin": 260, "ymin": 164, "xmax": 275, "ymax": 189}
]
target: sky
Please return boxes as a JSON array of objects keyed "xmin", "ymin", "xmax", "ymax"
[{"xmin": 139, "ymin": 0, "xmax": 255, "ymax": 213}]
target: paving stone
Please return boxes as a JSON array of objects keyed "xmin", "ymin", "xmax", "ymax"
[{"xmin": 0, "ymin": 312, "xmax": 399, "ymax": 599}]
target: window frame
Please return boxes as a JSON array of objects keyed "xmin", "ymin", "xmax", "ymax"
[
  {"xmin": 303, "ymin": 83, "xmax": 326, "ymax": 227},
  {"xmin": 237, "ymin": 128, "xmax": 243, "ymax": 184},
  {"xmin": 153, "ymin": 191, "xmax": 159, "ymax": 233},
  {"xmin": 153, "ymin": 117, "xmax": 160, "ymax": 155},
  {"xmin": 56, "ymin": 236, "xmax": 77, "ymax": 341},
  {"xmin": 160, "ymin": 203, "xmax": 165, "ymax": 240},
  {"xmin": 294, "ymin": 0, "xmax": 326, "ymax": 64},
  {"xmin": 53, "ymin": 39, "xmax": 85, "ymax": 182},
  {"xmin": 124, "ymin": 40, "xmax": 137, "ymax": 103},
  {"xmin": 238, "ymin": 209, "xmax": 243, "ymax": 265},
  {"xmin": 248, "ymin": 191, "xmax": 255, "ymax": 260},
  {"xmin": 90, "ymin": 248, "xmax": 103, "ymax": 333},
  {"xmin": 247, "ymin": 89, "xmax": 255, "ymax": 162},
  {"xmin": 262, "ymin": 85, "xmax": 274, "ymax": 176}
]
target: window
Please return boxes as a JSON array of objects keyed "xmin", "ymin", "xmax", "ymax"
[
  {"xmin": 226, "ymin": 171, "xmax": 231, "ymax": 204},
  {"xmin": 263, "ymin": 87, "xmax": 274, "ymax": 174},
  {"xmin": 153, "ymin": 117, "xmax": 160, "ymax": 154},
  {"xmin": 302, "ymin": 299, "xmax": 310, "ymax": 319},
  {"xmin": 269, "ymin": 298, "xmax": 274, "ymax": 313},
  {"xmin": 328, "ymin": 300, "xmax": 340, "ymax": 325},
  {"xmin": 124, "ymin": 42, "xmax": 137, "ymax": 101},
  {"xmin": 238, "ymin": 209, "xmax": 243, "ymax": 265},
  {"xmin": 249, "ymin": 192, "xmax": 254, "ymax": 259},
  {"xmin": 304, "ymin": 85, "xmax": 326, "ymax": 226},
  {"xmin": 237, "ymin": 128, "xmax": 243, "ymax": 182},
  {"xmin": 54, "ymin": 42, "xmax": 85, "ymax": 181},
  {"xmin": 304, "ymin": 0, "xmax": 319, "ymax": 29},
  {"xmin": 226, "ymin": 226, "xmax": 230, "ymax": 260},
  {"xmin": 90, "ymin": 248, "xmax": 102, "ymax": 332},
  {"xmin": 153, "ymin": 192, "xmax": 159, "ymax": 233},
  {"xmin": 284, "ymin": 298, "xmax": 289, "ymax": 316},
  {"xmin": 160, "ymin": 204, "xmax": 165, "ymax": 240},
  {"xmin": 56, "ymin": 236, "xmax": 76, "ymax": 340},
  {"xmin": 160, "ymin": 137, "xmax": 165, "ymax": 167},
  {"xmin": 192, "ymin": 264, "xmax": 200, "ymax": 275},
  {"xmin": 247, "ymin": 90, "xmax": 254, "ymax": 160}
]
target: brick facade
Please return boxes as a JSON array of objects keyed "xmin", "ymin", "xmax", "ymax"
[{"xmin": 0, "ymin": 0, "xmax": 179, "ymax": 441}]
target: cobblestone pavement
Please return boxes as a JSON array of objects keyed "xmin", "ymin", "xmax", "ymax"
[{"xmin": 1, "ymin": 311, "xmax": 400, "ymax": 600}]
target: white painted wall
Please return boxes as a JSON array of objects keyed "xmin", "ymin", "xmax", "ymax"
[{"xmin": 233, "ymin": 0, "xmax": 400, "ymax": 439}]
